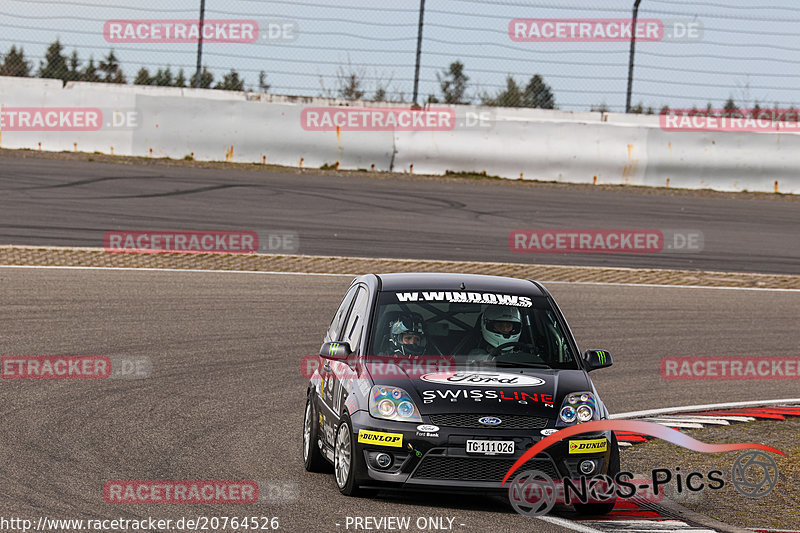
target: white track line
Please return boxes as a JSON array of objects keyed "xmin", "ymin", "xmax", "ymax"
[
  {"xmin": 610, "ymin": 398, "xmax": 800, "ymax": 419},
  {"xmin": 536, "ymin": 515, "xmax": 604, "ymax": 533},
  {"xmin": 641, "ymin": 417, "xmax": 730, "ymax": 426},
  {"xmin": 539, "ymin": 280, "xmax": 800, "ymax": 293},
  {"xmin": 650, "ymin": 421, "xmax": 706, "ymax": 429},
  {"xmin": 698, "ymin": 415, "xmax": 755, "ymax": 422},
  {"xmin": 579, "ymin": 519, "xmax": 717, "ymax": 532},
  {"xmin": 654, "ymin": 415, "xmax": 755, "ymax": 423}
]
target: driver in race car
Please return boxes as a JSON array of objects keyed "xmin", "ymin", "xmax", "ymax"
[
  {"xmin": 384, "ymin": 312, "xmax": 428, "ymax": 356},
  {"xmin": 468, "ymin": 305, "xmax": 523, "ymax": 359}
]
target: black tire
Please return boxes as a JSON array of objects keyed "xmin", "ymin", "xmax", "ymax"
[
  {"xmin": 302, "ymin": 396, "xmax": 330, "ymax": 472},
  {"xmin": 573, "ymin": 433, "xmax": 620, "ymax": 516},
  {"xmin": 333, "ymin": 415, "xmax": 366, "ymax": 496}
]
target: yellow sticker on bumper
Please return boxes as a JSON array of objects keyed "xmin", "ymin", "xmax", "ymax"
[
  {"xmin": 568, "ymin": 438, "xmax": 607, "ymax": 454},
  {"xmin": 358, "ymin": 429, "xmax": 403, "ymax": 448}
]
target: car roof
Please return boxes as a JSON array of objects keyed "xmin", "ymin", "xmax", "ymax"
[{"xmin": 374, "ymin": 272, "xmax": 546, "ymax": 296}]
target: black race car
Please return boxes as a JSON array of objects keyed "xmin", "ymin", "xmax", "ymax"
[{"xmin": 302, "ymin": 273, "xmax": 618, "ymax": 515}]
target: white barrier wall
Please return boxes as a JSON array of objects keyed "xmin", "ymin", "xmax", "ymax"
[{"xmin": 1, "ymin": 77, "xmax": 798, "ymax": 194}]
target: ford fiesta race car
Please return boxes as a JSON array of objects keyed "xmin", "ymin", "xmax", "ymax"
[{"xmin": 302, "ymin": 273, "xmax": 619, "ymax": 515}]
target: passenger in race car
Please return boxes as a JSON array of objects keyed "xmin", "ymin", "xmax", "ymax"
[
  {"xmin": 468, "ymin": 305, "xmax": 524, "ymax": 360},
  {"xmin": 382, "ymin": 312, "xmax": 428, "ymax": 356}
]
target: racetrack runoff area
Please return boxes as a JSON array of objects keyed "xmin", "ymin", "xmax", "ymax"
[{"xmin": 1, "ymin": 258, "xmax": 798, "ymax": 532}]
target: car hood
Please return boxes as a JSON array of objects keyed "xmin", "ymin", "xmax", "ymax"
[{"xmin": 367, "ymin": 363, "xmax": 592, "ymax": 417}]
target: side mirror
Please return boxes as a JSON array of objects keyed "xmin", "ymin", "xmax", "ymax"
[
  {"xmin": 320, "ymin": 341, "xmax": 352, "ymax": 360},
  {"xmin": 583, "ymin": 349, "xmax": 612, "ymax": 371}
]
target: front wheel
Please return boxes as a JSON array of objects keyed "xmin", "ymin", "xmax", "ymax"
[
  {"xmin": 334, "ymin": 416, "xmax": 366, "ymax": 496},
  {"xmin": 303, "ymin": 397, "xmax": 329, "ymax": 472},
  {"xmin": 573, "ymin": 433, "xmax": 620, "ymax": 516}
]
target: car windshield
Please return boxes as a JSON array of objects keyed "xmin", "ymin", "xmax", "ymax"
[{"xmin": 368, "ymin": 290, "xmax": 580, "ymax": 370}]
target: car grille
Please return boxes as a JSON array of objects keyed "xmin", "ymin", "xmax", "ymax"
[
  {"xmin": 411, "ymin": 456, "xmax": 559, "ymax": 483},
  {"xmin": 428, "ymin": 413, "xmax": 548, "ymax": 430}
]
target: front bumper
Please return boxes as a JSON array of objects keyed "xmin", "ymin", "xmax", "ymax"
[{"xmin": 349, "ymin": 411, "xmax": 612, "ymax": 491}]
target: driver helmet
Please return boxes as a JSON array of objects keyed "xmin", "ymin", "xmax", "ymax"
[
  {"xmin": 481, "ymin": 305, "xmax": 522, "ymax": 351},
  {"xmin": 388, "ymin": 312, "xmax": 427, "ymax": 355}
]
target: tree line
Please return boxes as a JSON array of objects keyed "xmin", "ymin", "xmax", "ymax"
[
  {"xmin": 1, "ymin": 40, "xmax": 765, "ymax": 113},
  {"xmin": 0, "ymin": 41, "xmax": 262, "ymax": 91},
  {"xmin": 0, "ymin": 41, "xmax": 558, "ymax": 107}
]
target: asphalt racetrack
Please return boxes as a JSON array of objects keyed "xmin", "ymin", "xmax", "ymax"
[
  {"xmin": 1, "ymin": 153, "xmax": 799, "ymax": 275},
  {"xmin": 1, "ymin": 267, "xmax": 798, "ymax": 531}
]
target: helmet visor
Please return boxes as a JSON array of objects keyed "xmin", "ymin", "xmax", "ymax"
[
  {"xmin": 399, "ymin": 332, "xmax": 424, "ymax": 345},
  {"xmin": 486, "ymin": 320, "xmax": 521, "ymax": 337}
]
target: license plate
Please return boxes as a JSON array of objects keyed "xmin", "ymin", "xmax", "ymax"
[{"xmin": 466, "ymin": 440, "xmax": 515, "ymax": 455}]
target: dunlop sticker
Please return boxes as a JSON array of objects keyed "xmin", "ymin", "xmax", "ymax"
[
  {"xmin": 358, "ymin": 430, "xmax": 403, "ymax": 448},
  {"xmin": 568, "ymin": 438, "xmax": 607, "ymax": 454}
]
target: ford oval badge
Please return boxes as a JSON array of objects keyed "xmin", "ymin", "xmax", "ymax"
[{"xmin": 479, "ymin": 416, "xmax": 502, "ymax": 426}]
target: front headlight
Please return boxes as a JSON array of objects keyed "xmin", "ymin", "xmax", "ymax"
[
  {"xmin": 558, "ymin": 391, "xmax": 598, "ymax": 425},
  {"xmin": 567, "ymin": 394, "xmax": 580, "ymax": 405},
  {"xmin": 369, "ymin": 386, "xmax": 422, "ymax": 422},
  {"xmin": 576, "ymin": 404, "xmax": 594, "ymax": 422},
  {"xmin": 377, "ymin": 399, "xmax": 396, "ymax": 417}
]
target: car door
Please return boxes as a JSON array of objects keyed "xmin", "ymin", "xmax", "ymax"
[
  {"xmin": 318, "ymin": 285, "xmax": 369, "ymax": 446},
  {"xmin": 333, "ymin": 286, "xmax": 370, "ymax": 415},
  {"xmin": 317, "ymin": 284, "xmax": 359, "ymax": 448}
]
